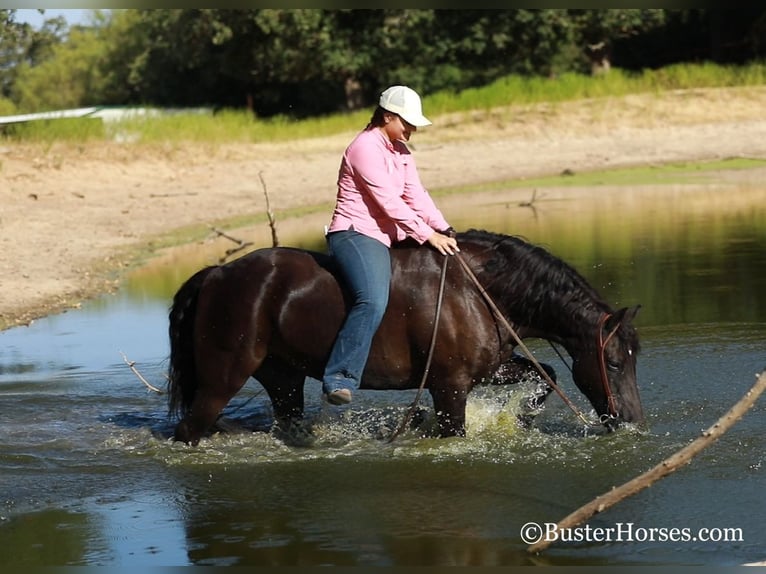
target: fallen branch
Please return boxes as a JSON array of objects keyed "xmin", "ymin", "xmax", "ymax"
[
  {"xmin": 120, "ymin": 351, "xmax": 164, "ymax": 395},
  {"xmin": 209, "ymin": 226, "xmax": 254, "ymax": 263},
  {"xmin": 209, "ymin": 226, "xmax": 249, "ymax": 246},
  {"xmin": 149, "ymin": 191, "xmax": 198, "ymax": 198},
  {"xmin": 518, "ymin": 188, "xmax": 538, "ymax": 207},
  {"xmin": 528, "ymin": 368, "xmax": 766, "ymax": 554},
  {"xmin": 259, "ymin": 171, "xmax": 279, "ymax": 247}
]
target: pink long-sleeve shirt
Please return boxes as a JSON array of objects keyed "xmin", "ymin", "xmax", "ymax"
[{"xmin": 327, "ymin": 128, "xmax": 450, "ymax": 247}]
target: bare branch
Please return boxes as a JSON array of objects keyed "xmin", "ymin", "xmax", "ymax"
[
  {"xmin": 209, "ymin": 226, "xmax": 254, "ymax": 263},
  {"xmin": 518, "ymin": 188, "xmax": 538, "ymax": 207},
  {"xmin": 149, "ymin": 192, "xmax": 198, "ymax": 198},
  {"xmin": 259, "ymin": 171, "xmax": 279, "ymax": 247},
  {"xmin": 120, "ymin": 350, "xmax": 164, "ymax": 395},
  {"xmin": 528, "ymin": 369, "xmax": 766, "ymax": 554},
  {"xmin": 209, "ymin": 226, "xmax": 248, "ymax": 246}
]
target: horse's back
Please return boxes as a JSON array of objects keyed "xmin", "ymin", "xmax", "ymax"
[{"xmin": 196, "ymin": 247, "xmax": 347, "ymax": 367}]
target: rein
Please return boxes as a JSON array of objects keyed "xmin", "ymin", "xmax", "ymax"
[
  {"xmin": 453, "ymin": 252, "xmax": 597, "ymax": 427},
  {"xmin": 388, "ymin": 253, "xmax": 450, "ymax": 443},
  {"xmin": 388, "ymin": 249, "xmax": 618, "ymax": 442},
  {"xmin": 597, "ymin": 312, "xmax": 621, "ymax": 421}
]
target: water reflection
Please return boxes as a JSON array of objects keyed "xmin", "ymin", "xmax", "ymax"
[
  {"xmin": 126, "ymin": 183, "xmax": 766, "ymax": 327},
  {"xmin": 0, "ymin": 509, "xmax": 90, "ymax": 565},
  {"xmin": 1, "ymin": 178, "xmax": 765, "ymax": 567},
  {"xmin": 0, "ymin": 296, "xmax": 169, "ymax": 379}
]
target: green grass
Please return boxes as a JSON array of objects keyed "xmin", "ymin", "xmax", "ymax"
[
  {"xmin": 113, "ymin": 108, "xmax": 371, "ymax": 144},
  {"xmin": 3, "ymin": 62, "xmax": 766, "ymax": 144},
  {"xmin": 3, "ymin": 116, "xmax": 106, "ymax": 142},
  {"xmin": 425, "ymin": 61, "xmax": 766, "ymax": 115}
]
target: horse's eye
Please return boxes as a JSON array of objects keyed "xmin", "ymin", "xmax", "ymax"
[{"xmin": 607, "ymin": 361, "xmax": 621, "ymax": 373}]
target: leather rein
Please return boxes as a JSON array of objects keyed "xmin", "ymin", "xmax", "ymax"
[
  {"xmin": 596, "ymin": 312, "xmax": 621, "ymax": 422},
  {"xmin": 453, "ymin": 252, "xmax": 600, "ymax": 427},
  {"xmin": 387, "ymin": 251, "xmax": 620, "ymax": 442}
]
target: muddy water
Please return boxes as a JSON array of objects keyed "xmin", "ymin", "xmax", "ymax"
[{"xmin": 1, "ymin": 180, "xmax": 765, "ymax": 566}]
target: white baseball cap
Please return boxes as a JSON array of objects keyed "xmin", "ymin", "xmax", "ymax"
[{"xmin": 379, "ymin": 85, "xmax": 432, "ymax": 127}]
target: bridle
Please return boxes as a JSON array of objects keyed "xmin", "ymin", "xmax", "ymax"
[
  {"xmin": 596, "ymin": 312, "xmax": 622, "ymax": 423},
  {"xmin": 455, "ymin": 252, "xmax": 626, "ymax": 428},
  {"xmin": 388, "ymin": 252, "xmax": 625, "ymax": 442},
  {"xmin": 454, "ymin": 253, "xmax": 602, "ymax": 427}
]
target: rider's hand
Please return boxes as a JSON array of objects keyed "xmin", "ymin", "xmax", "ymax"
[{"xmin": 427, "ymin": 231, "xmax": 459, "ymax": 256}]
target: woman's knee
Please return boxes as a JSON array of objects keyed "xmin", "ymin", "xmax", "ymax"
[{"xmin": 356, "ymin": 291, "xmax": 388, "ymax": 321}]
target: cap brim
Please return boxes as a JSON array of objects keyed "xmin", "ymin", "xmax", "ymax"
[{"xmin": 400, "ymin": 113, "xmax": 432, "ymax": 127}]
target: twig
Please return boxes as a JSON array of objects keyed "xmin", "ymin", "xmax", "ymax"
[
  {"xmin": 528, "ymin": 368, "xmax": 766, "ymax": 554},
  {"xmin": 209, "ymin": 226, "xmax": 249, "ymax": 246},
  {"xmin": 149, "ymin": 192, "xmax": 198, "ymax": 198},
  {"xmin": 519, "ymin": 188, "xmax": 538, "ymax": 207},
  {"xmin": 120, "ymin": 351, "xmax": 164, "ymax": 394},
  {"xmin": 258, "ymin": 171, "xmax": 279, "ymax": 247},
  {"xmin": 209, "ymin": 226, "xmax": 254, "ymax": 263},
  {"xmin": 222, "ymin": 243, "xmax": 252, "ymax": 261}
]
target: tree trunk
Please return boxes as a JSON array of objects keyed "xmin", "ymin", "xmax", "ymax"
[
  {"xmin": 344, "ymin": 76, "xmax": 365, "ymax": 111},
  {"xmin": 586, "ymin": 41, "xmax": 612, "ymax": 75}
]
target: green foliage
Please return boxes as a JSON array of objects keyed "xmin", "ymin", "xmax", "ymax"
[
  {"xmin": 4, "ymin": 61, "xmax": 763, "ymax": 146},
  {"xmin": 9, "ymin": 9, "xmax": 757, "ymax": 118},
  {"xmin": 5, "ymin": 9, "xmax": 747, "ymax": 116},
  {"xmin": 0, "ymin": 9, "xmax": 67, "ymax": 98},
  {"xmin": 0, "ymin": 97, "xmax": 16, "ymax": 115},
  {"xmin": 4, "ymin": 9, "xmax": 766, "ymax": 121},
  {"xmin": 12, "ymin": 26, "xmax": 109, "ymax": 111},
  {"xmin": 3, "ymin": 61, "xmax": 765, "ymax": 145}
]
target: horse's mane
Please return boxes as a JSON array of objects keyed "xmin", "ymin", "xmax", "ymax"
[{"xmin": 459, "ymin": 228, "xmax": 612, "ymax": 334}]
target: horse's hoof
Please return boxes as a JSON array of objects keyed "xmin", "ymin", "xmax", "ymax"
[
  {"xmin": 516, "ymin": 413, "xmax": 536, "ymax": 429},
  {"xmin": 274, "ymin": 419, "xmax": 317, "ymax": 447},
  {"xmin": 409, "ymin": 405, "xmax": 427, "ymax": 427}
]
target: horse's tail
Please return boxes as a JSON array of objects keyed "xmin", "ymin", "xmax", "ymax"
[{"xmin": 167, "ymin": 265, "xmax": 216, "ymax": 420}]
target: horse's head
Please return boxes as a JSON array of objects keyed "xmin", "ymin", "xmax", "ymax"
[{"xmin": 571, "ymin": 306, "xmax": 644, "ymax": 430}]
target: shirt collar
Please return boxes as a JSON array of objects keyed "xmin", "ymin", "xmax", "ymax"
[{"xmin": 374, "ymin": 127, "xmax": 397, "ymax": 152}]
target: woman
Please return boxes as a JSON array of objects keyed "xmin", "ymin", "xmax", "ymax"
[{"xmin": 322, "ymin": 85, "xmax": 459, "ymax": 405}]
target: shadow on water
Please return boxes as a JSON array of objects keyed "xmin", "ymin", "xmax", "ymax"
[{"xmin": 1, "ymin": 176, "xmax": 765, "ymax": 566}]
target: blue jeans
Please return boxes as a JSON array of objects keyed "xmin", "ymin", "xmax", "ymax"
[{"xmin": 323, "ymin": 230, "xmax": 391, "ymax": 394}]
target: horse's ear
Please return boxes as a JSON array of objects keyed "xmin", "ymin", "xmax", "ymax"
[{"xmin": 607, "ymin": 305, "xmax": 641, "ymax": 330}]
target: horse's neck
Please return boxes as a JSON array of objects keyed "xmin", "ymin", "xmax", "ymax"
[
  {"xmin": 488, "ymin": 272, "xmax": 604, "ymax": 353},
  {"xmin": 461, "ymin": 238, "xmax": 607, "ymax": 354}
]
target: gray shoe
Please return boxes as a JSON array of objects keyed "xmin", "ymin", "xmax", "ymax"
[{"xmin": 325, "ymin": 388, "xmax": 352, "ymax": 405}]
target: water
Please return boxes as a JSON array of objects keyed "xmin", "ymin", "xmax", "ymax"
[{"xmin": 1, "ymin": 181, "xmax": 765, "ymax": 566}]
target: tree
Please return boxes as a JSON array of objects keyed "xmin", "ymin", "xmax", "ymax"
[
  {"xmin": 9, "ymin": 9, "xmax": 766, "ymax": 117},
  {"xmin": 566, "ymin": 9, "xmax": 667, "ymax": 74},
  {"xmin": 1, "ymin": 10, "xmax": 33, "ymax": 97},
  {"xmin": 12, "ymin": 26, "xmax": 107, "ymax": 111},
  {"xmin": 1, "ymin": 9, "xmax": 70, "ymax": 110}
]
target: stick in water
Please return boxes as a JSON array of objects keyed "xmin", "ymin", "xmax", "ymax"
[
  {"xmin": 120, "ymin": 350, "xmax": 164, "ymax": 394},
  {"xmin": 527, "ymin": 369, "xmax": 766, "ymax": 554}
]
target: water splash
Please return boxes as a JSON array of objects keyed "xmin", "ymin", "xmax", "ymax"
[{"xmin": 120, "ymin": 382, "xmax": 652, "ymax": 468}]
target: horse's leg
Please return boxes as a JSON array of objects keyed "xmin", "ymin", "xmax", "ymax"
[
  {"xmin": 429, "ymin": 378, "xmax": 470, "ymax": 437},
  {"xmin": 489, "ymin": 355, "xmax": 556, "ymax": 428},
  {"xmin": 256, "ymin": 359, "xmax": 314, "ymax": 446},
  {"xmin": 174, "ymin": 345, "xmax": 259, "ymax": 446},
  {"xmin": 517, "ymin": 382, "xmax": 554, "ymax": 428}
]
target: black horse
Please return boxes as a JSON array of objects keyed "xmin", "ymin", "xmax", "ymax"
[{"xmin": 168, "ymin": 229, "xmax": 643, "ymax": 445}]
